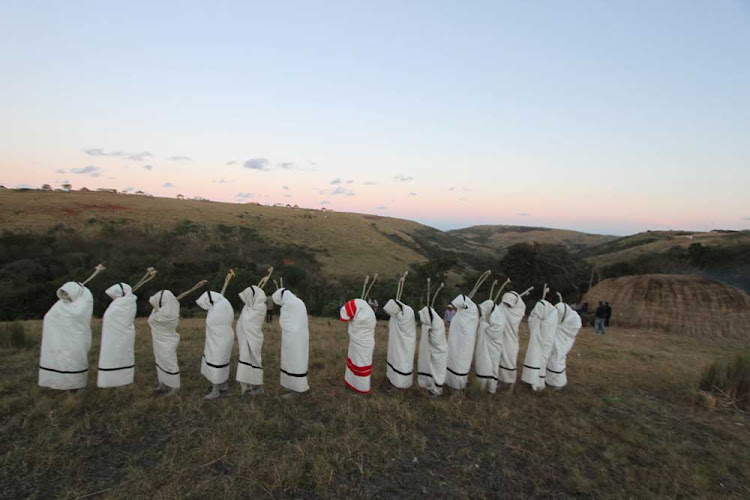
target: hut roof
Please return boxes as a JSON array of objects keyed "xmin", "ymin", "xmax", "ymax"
[{"xmin": 583, "ymin": 274, "xmax": 750, "ymax": 338}]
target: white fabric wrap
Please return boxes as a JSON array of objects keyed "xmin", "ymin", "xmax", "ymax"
[
  {"xmin": 39, "ymin": 282, "xmax": 94, "ymax": 390},
  {"xmin": 445, "ymin": 294, "xmax": 480, "ymax": 390},
  {"xmin": 417, "ymin": 306, "xmax": 448, "ymax": 394},
  {"xmin": 341, "ymin": 299, "xmax": 376, "ymax": 393},
  {"xmin": 498, "ymin": 292, "xmax": 526, "ymax": 383},
  {"xmin": 384, "ymin": 299, "xmax": 417, "ymax": 389},
  {"xmin": 236, "ymin": 285, "xmax": 267, "ymax": 385},
  {"xmin": 197, "ymin": 291, "xmax": 235, "ymax": 385},
  {"xmin": 148, "ymin": 289, "xmax": 181, "ymax": 388},
  {"xmin": 474, "ymin": 300, "xmax": 506, "ymax": 393},
  {"xmin": 273, "ymin": 288, "xmax": 310, "ymax": 393},
  {"xmin": 546, "ymin": 303, "xmax": 582, "ymax": 388},
  {"xmin": 522, "ymin": 300, "xmax": 559, "ymax": 389},
  {"xmin": 97, "ymin": 283, "xmax": 137, "ymax": 387}
]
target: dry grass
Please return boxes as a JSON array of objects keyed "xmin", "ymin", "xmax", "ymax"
[
  {"xmin": 450, "ymin": 224, "xmax": 616, "ymax": 255},
  {"xmin": 584, "ymin": 274, "xmax": 750, "ymax": 338},
  {"xmin": 1, "ymin": 316, "xmax": 749, "ymax": 498}
]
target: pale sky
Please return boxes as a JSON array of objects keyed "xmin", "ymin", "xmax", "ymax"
[{"xmin": 2, "ymin": 1, "xmax": 749, "ymax": 235}]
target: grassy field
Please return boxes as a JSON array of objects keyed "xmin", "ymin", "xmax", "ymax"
[{"xmin": 1, "ymin": 316, "xmax": 749, "ymax": 499}]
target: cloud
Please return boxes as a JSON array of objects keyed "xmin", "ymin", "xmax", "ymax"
[
  {"xmin": 123, "ymin": 186, "xmax": 134, "ymax": 192},
  {"xmin": 16, "ymin": 183, "xmax": 33, "ymax": 189},
  {"xmin": 517, "ymin": 212, "xmax": 531, "ymax": 217},
  {"xmin": 279, "ymin": 162, "xmax": 296, "ymax": 169},
  {"xmin": 448, "ymin": 186, "xmax": 455, "ymax": 191},
  {"xmin": 237, "ymin": 192, "xmax": 253, "ymax": 199},
  {"xmin": 331, "ymin": 186, "xmax": 355, "ymax": 196},
  {"xmin": 55, "ymin": 169, "xmax": 66, "ymax": 174},
  {"xmin": 243, "ymin": 158, "xmax": 271, "ymax": 171},
  {"xmin": 212, "ymin": 179, "xmax": 235, "ymax": 184},
  {"xmin": 283, "ymin": 194, "xmax": 292, "ymax": 198},
  {"xmin": 226, "ymin": 160, "xmax": 237, "ymax": 166},
  {"xmin": 282, "ymin": 185, "xmax": 289, "ymax": 190},
  {"xmin": 319, "ymin": 200, "xmax": 330, "ymax": 205},
  {"xmin": 375, "ymin": 205, "xmax": 387, "ymax": 210},
  {"xmin": 168, "ymin": 155, "xmax": 192, "ymax": 161},
  {"xmin": 84, "ymin": 148, "xmax": 151, "ymax": 161},
  {"xmin": 143, "ymin": 165, "xmax": 153, "ymax": 171},
  {"xmin": 394, "ymin": 175, "xmax": 414, "ymax": 182},
  {"xmin": 742, "ymin": 217, "xmax": 750, "ymax": 221},
  {"xmin": 363, "ymin": 181, "xmax": 377, "ymax": 185},
  {"xmin": 126, "ymin": 152, "xmax": 152, "ymax": 161},
  {"xmin": 330, "ymin": 178, "xmax": 342, "ymax": 185},
  {"xmin": 162, "ymin": 182, "xmax": 176, "ymax": 188},
  {"xmin": 346, "ymin": 180, "xmax": 353, "ymax": 184},
  {"xmin": 408, "ymin": 192, "xmax": 417, "ymax": 196},
  {"xmin": 71, "ymin": 165, "xmax": 101, "ymax": 177}
]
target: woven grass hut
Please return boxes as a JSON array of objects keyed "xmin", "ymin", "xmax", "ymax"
[{"xmin": 583, "ymin": 274, "xmax": 750, "ymax": 338}]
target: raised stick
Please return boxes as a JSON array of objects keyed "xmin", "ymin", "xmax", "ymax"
[
  {"xmin": 363, "ymin": 273, "xmax": 378, "ymax": 301},
  {"xmin": 220, "ymin": 269, "xmax": 235, "ymax": 295},
  {"xmin": 176, "ymin": 280, "xmax": 208, "ymax": 301},
  {"xmin": 494, "ymin": 278, "xmax": 512, "ymax": 303},
  {"xmin": 431, "ymin": 282, "xmax": 445, "ymax": 309},
  {"xmin": 258, "ymin": 267, "xmax": 274, "ymax": 289},
  {"xmin": 81, "ymin": 264, "xmax": 106, "ymax": 286},
  {"xmin": 132, "ymin": 270, "xmax": 157, "ymax": 292}
]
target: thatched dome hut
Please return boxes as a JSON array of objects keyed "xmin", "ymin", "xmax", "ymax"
[{"xmin": 583, "ymin": 274, "xmax": 750, "ymax": 337}]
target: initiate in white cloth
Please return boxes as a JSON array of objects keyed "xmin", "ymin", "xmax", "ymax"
[
  {"xmin": 545, "ymin": 296, "xmax": 582, "ymax": 389},
  {"xmin": 148, "ymin": 289, "xmax": 181, "ymax": 390},
  {"xmin": 522, "ymin": 284, "xmax": 559, "ymax": 391},
  {"xmin": 498, "ymin": 287, "xmax": 532, "ymax": 385},
  {"xmin": 340, "ymin": 298, "xmax": 376, "ymax": 394},
  {"xmin": 272, "ymin": 287, "xmax": 310, "ymax": 394},
  {"xmin": 97, "ymin": 282, "xmax": 138, "ymax": 387},
  {"xmin": 417, "ymin": 280, "xmax": 448, "ymax": 395},
  {"xmin": 197, "ymin": 290, "xmax": 235, "ymax": 396},
  {"xmin": 384, "ymin": 272, "xmax": 417, "ymax": 389}
]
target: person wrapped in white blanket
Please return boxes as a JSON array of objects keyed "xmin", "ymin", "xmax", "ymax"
[
  {"xmin": 148, "ymin": 280, "xmax": 205, "ymax": 395},
  {"xmin": 522, "ymin": 284, "xmax": 559, "ymax": 391},
  {"xmin": 236, "ymin": 268, "xmax": 273, "ymax": 396},
  {"xmin": 341, "ymin": 275, "xmax": 377, "ymax": 395},
  {"xmin": 474, "ymin": 279, "xmax": 512, "ymax": 394},
  {"xmin": 272, "ymin": 284, "xmax": 310, "ymax": 397},
  {"xmin": 445, "ymin": 271, "xmax": 491, "ymax": 391},
  {"xmin": 200, "ymin": 271, "xmax": 236, "ymax": 400},
  {"xmin": 417, "ymin": 279, "xmax": 448, "ymax": 396},
  {"xmin": 97, "ymin": 282, "xmax": 138, "ymax": 387},
  {"xmin": 384, "ymin": 272, "xmax": 417, "ymax": 389},
  {"xmin": 498, "ymin": 287, "xmax": 532, "ymax": 389},
  {"xmin": 38, "ymin": 265, "xmax": 104, "ymax": 391},
  {"xmin": 545, "ymin": 293, "xmax": 582, "ymax": 389}
]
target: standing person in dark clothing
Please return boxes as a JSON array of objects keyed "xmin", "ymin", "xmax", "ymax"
[
  {"xmin": 266, "ymin": 295, "xmax": 275, "ymax": 323},
  {"xmin": 605, "ymin": 302, "xmax": 612, "ymax": 327},
  {"xmin": 594, "ymin": 301, "xmax": 607, "ymax": 335}
]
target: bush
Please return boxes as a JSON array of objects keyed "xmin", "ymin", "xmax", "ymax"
[
  {"xmin": 698, "ymin": 354, "xmax": 750, "ymax": 410},
  {"xmin": 0, "ymin": 322, "xmax": 29, "ymax": 349}
]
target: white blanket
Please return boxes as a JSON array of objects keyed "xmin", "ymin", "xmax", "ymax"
[
  {"xmin": 197, "ymin": 291, "xmax": 235, "ymax": 385},
  {"xmin": 272, "ymin": 288, "xmax": 310, "ymax": 393},
  {"xmin": 522, "ymin": 300, "xmax": 558, "ymax": 390},
  {"xmin": 546, "ymin": 302, "xmax": 582, "ymax": 388},
  {"xmin": 97, "ymin": 283, "xmax": 137, "ymax": 387},
  {"xmin": 384, "ymin": 299, "xmax": 417, "ymax": 389},
  {"xmin": 474, "ymin": 300, "xmax": 506, "ymax": 393},
  {"xmin": 417, "ymin": 306, "xmax": 448, "ymax": 395},
  {"xmin": 340, "ymin": 299, "xmax": 376, "ymax": 394},
  {"xmin": 445, "ymin": 294, "xmax": 480, "ymax": 390},
  {"xmin": 236, "ymin": 285, "xmax": 267, "ymax": 386},
  {"xmin": 39, "ymin": 282, "xmax": 94, "ymax": 390},
  {"xmin": 498, "ymin": 292, "xmax": 526, "ymax": 384},
  {"xmin": 148, "ymin": 289, "xmax": 181, "ymax": 388}
]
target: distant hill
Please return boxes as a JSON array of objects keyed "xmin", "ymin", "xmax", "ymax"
[{"xmin": 448, "ymin": 224, "xmax": 617, "ymax": 256}]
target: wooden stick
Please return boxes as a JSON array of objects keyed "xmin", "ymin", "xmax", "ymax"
[
  {"xmin": 541, "ymin": 283, "xmax": 549, "ymax": 301},
  {"xmin": 431, "ymin": 282, "xmax": 444, "ymax": 309},
  {"xmin": 132, "ymin": 270, "xmax": 157, "ymax": 292},
  {"xmin": 468, "ymin": 270, "xmax": 491, "ymax": 299},
  {"xmin": 363, "ymin": 273, "xmax": 378, "ymax": 301},
  {"xmin": 488, "ymin": 279, "xmax": 498, "ymax": 301},
  {"xmin": 426, "ymin": 278, "xmax": 431, "ymax": 307},
  {"xmin": 133, "ymin": 267, "xmax": 155, "ymax": 290},
  {"xmin": 176, "ymin": 280, "xmax": 207, "ymax": 301},
  {"xmin": 361, "ymin": 276, "xmax": 370, "ymax": 299},
  {"xmin": 556, "ymin": 291, "xmax": 563, "ymax": 304},
  {"xmin": 519, "ymin": 286, "xmax": 534, "ymax": 297},
  {"xmin": 81, "ymin": 264, "xmax": 106, "ymax": 286},
  {"xmin": 220, "ymin": 269, "xmax": 235, "ymax": 295},
  {"xmin": 258, "ymin": 267, "xmax": 274, "ymax": 289},
  {"xmin": 494, "ymin": 278, "xmax": 512, "ymax": 303}
]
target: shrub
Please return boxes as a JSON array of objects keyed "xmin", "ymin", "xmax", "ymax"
[
  {"xmin": 698, "ymin": 354, "xmax": 750, "ymax": 410},
  {"xmin": 0, "ymin": 322, "xmax": 29, "ymax": 349}
]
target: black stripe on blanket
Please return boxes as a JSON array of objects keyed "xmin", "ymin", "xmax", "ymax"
[
  {"xmin": 446, "ymin": 366, "xmax": 469, "ymax": 377},
  {"xmin": 239, "ymin": 360, "xmax": 263, "ymax": 370},
  {"xmin": 499, "ymin": 364, "xmax": 517, "ymax": 371},
  {"xmin": 523, "ymin": 364, "xmax": 541, "ymax": 370},
  {"xmin": 202, "ymin": 355, "xmax": 230, "ymax": 369},
  {"xmin": 387, "ymin": 361, "xmax": 413, "ymax": 376},
  {"xmin": 280, "ymin": 368, "xmax": 307, "ymax": 377},
  {"xmin": 417, "ymin": 372, "xmax": 444, "ymax": 387},
  {"xmin": 475, "ymin": 373, "xmax": 499, "ymax": 381},
  {"xmin": 155, "ymin": 363, "xmax": 179, "ymax": 375},
  {"xmin": 98, "ymin": 364, "xmax": 135, "ymax": 372},
  {"xmin": 546, "ymin": 367, "xmax": 566, "ymax": 374},
  {"xmin": 39, "ymin": 366, "xmax": 88, "ymax": 374}
]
